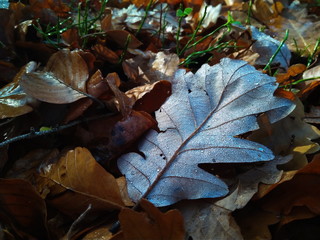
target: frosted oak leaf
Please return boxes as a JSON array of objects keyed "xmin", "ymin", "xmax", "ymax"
[{"xmin": 118, "ymin": 58, "xmax": 295, "ymax": 207}]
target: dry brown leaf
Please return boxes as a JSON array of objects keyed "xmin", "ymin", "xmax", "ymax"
[
  {"xmin": 39, "ymin": 147, "xmax": 125, "ymax": 218},
  {"xmin": 123, "ymin": 51, "xmax": 179, "ymax": 85},
  {"xmin": 118, "ymin": 199, "xmax": 185, "ymax": 240},
  {"xmin": 249, "ymin": 97, "xmax": 320, "ymax": 170},
  {"xmin": 305, "ymin": 105, "xmax": 320, "ymax": 124},
  {"xmin": 125, "ymin": 80, "xmax": 172, "ymax": 113},
  {"xmin": 179, "ymin": 155, "xmax": 289, "ymax": 240},
  {"xmin": 258, "ymin": 153, "xmax": 320, "ymax": 221},
  {"xmin": 234, "ymin": 204, "xmax": 279, "ymax": 240},
  {"xmin": 0, "ymin": 179, "xmax": 49, "ymax": 239},
  {"xmin": 5, "ymin": 148, "xmax": 59, "ymax": 183},
  {"xmin": 179, "ymin": 200, "xmax": 243, "ymax": 240},
  {"xmin": 45, "ymin": 49, "xmax": 88, "ymax": 92},
  {"xmin": 276, "ymin": 64, "xmax": 307, "ymax": 84},
  {"xmin": 92, "ymin": 44, "xmax": 119, "ymax": 64},
  {"xmin": 106, "ymin": 30, "xmax": 142, "ymax": 49},
  {"xmin": 269, "ymin": 3, "xmax": 320, "ymax": 56},
  {"xmin": 20, "ymin": 49, "xmax": 89, "ymax": 104},
  {"xmin": 108, "ymin": 110, "xmax": 157, "ymax": 153},
  {"xmin": 106, "ymin": 72, "xmax": 134, "ymax": 117},
  {"xmin": 0, "ymin": 62, "xmax": 36, "ymax": 119},
  {"xmin": 297, "ymin": 64, "xmax": 320, "ymax": 97}
]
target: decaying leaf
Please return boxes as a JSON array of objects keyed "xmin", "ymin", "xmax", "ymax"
[
  {"xmin": 0, "ymin": 179, "xmax": 49, "ymax": 239},
  {"xmin": 297, "ymin": 64, "xmax": 320, "ymax": 97},
  {"xmin": 123, "ymin": 51, "xmax": 180, "ymax": 84},
  {"xmin": 248, "ymin": 26, "xmax": 291, "ymax": 70},
  {"xmin": 0, "ymin": 62, "xmax": 36, "ymax": 119},
  {"xmin": 269, "ymin": 2, "xmax": 320, "ymax": 56},
  {"xmin": 260, "ymin": 153, "xmax": 320, "ymax": 216},
  {"xmin": 20, "ymin": 49, "xmax": 89, "ymax": 104},
  {"xmin": 40, "ymin": 147, "xmax": 125, "ymax": 218},
  {"xmin": 249, "ymin": 98, "xmax": 320, "ymax": 170},
  {"xmin": 118, "ymin": 58, "xmax": 294, "ymax": 207},
  {"xmin": 180, "ymin": 155, "xmax": 290, "ymax": 240},
  {"xmin": 125, "ymin": 80, "xmax": 172, "ymax": 113},
  {"xmin": 179, "ymin": 200, "xmax": 243, "ymax": 240},
  {"xmin": 118, "ymin": 199, "xmax": 185, "ymax": 240}
]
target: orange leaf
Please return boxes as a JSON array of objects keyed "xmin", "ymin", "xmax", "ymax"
[
  {"xmin": 40, "ymin": 147, "xmax": 125, "ymax": 218},
  {"xmin": 118, "ymin": 199, "xmax": 185, "ymax": 240}
]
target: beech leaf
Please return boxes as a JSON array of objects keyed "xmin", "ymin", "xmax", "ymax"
[
  {"xmin": 20, "ymin": 49, "xmax": 89, "ymax": 104},
  {"xmin": 118, "ymin": 58, "xmax": 295, "ymax": 207},
  {"xmin": 40, "ymin": 147, "xmax": 125, "ymax": 218},
  {"xmin": 0, "ymin": 179, "xmax": 48, "ymax": 239}
]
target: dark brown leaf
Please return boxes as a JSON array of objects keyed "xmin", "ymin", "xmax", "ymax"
[
  {"xmin": 0, "ymin": 179, "xmax": 48, "ymax": 239},
  {"xmin": 39, "ymin": 147, "xmax": 125, "ymax": 218},
  {"xmin": 126, "ymin": 80, "xmax": 172, "ymax": 113},
  {"xmin": 118, "ymin": 199, "xmax": 185, "ymax": 240},
  {"xmin": 106, "ymin": 30, "xmax": 142, "ymax": 49}
]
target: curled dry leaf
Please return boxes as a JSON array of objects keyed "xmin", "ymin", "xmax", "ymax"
[
  {"xmin": 297, "ymin": 64, "xmax": 320, "ymax": 97},
  {"xmin": 20, "ymin": 49, "xmax": 89, "ymax": 104},
  {"xmin": 126, "ymin": 80, "xmax": 172, "ymax": 113},
  {"xmin": 106, "ymin": 72, "xmax": 135, "ymax": 117},
  {"xmin": 118, "ymin": 58, "xmax": 294, "ymax": 207},
  {"xmin": 0, "ymin": 62, "xmax": 36, "ymax": 119},
  {"xmin": 0, "ymin": 179, "xmax": 48, "ymax": 240},
  {"xmin": 118, "ymin": 199, "xmax": 185, "ymax": 240},
  {"xmin": 39, "ymin": 147, "xmax": 125, "ymax": 218}
]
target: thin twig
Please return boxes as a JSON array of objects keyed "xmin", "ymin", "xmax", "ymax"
[{"xmin": 0, "ymin": 113, "xmax": 115, "ymax": 148}]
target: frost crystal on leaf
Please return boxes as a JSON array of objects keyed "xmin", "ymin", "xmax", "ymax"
[{"xmin": 118, "ymin": 58, "xmax": 295, "ymax": 207}]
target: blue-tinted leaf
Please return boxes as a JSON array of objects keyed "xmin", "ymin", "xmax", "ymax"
[{"xmin": 118, "ymin": 58, "xmax": 295, "ymax": 207}]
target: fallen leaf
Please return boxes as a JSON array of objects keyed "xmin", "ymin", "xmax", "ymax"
[
  {"xmin": 123, "ymin": 51, "xmax": 180, "ymax": 85},
  {"xmin": 249, "ymin": 26, "xmax": 291, "ymax": 70},
  {"xmin": 179, "ymin": 200, "xmax": 243, "ymax": 240},
  {"xmin": 106, "ymin": 30, "xmax": 142, "ymax": 49},
  {"xmin": 276, "ymin": 64, "xmax": 307, "ymax": 84},
  {"xmin": 20, "ymin": 49, "xmax": 89, "ymax": 104},
  {"xmin": 39, "ymin": 147, "xmax": 125, "ymax": 218},
  {"xmin": 0, "ymin": 179, "xmax": 49, "ymax": 239},
  {"xmin": 297, "ymin": 64, "xmax": 320, "ymax": 97},
  {"xmin": 118, "ymin": 199, "xmax": 185, "ymax": 240},
  {"xmin": 269, "ymin": 2, "xmax": 320, "ymax": 56},
  {"xmin": 249, "ymin": 97, "xmax": 320, "ymax": 170},
  {"xmin": 125, "ymin": 80, "xmax": 172, "ymax": 113},
  {"xmin": 92, "ymin": 44, "xmax": 119, "ymax": 64},
  {"xmin": 179, "ymin": 155, "xmax": 290, "ymax": 240},
  {"xmin": 118, "ymin": 58, "xmax": 294, "ymax": 207},
  {"xmin": 260, "ymin": 153, "xmax": 320, "ymax": 215},
  {"xmin": 0, "ymin": 62, "xmax": 36, "ymax": 119},
  {"xmin": 305, "ymin": 105, "xmax": 320, "ymax": 124},
  {"xmin": 234, "ymin": 203, "xmax": 279, "ymax": 240}
]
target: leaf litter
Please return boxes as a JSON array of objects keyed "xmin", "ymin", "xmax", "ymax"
[{"xmin": 1, "ymin": 0, "xmax": 320, "ymax": 239}]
